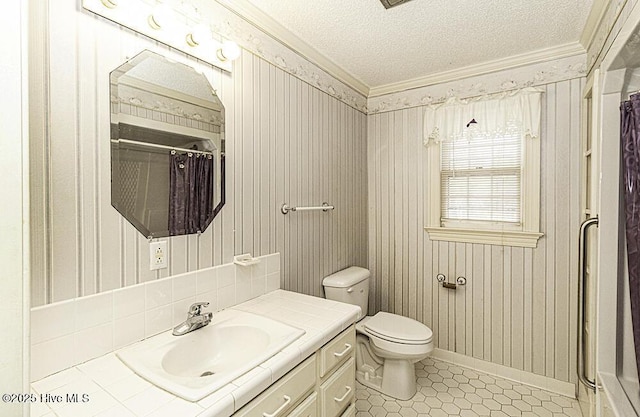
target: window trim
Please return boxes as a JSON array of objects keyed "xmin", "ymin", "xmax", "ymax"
[{"xmin": 424, "ymin": 133, "xmax": 543, "ymax": 248}]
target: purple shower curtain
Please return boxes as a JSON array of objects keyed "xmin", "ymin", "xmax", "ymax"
[
  {"xmin": 621, "ymin": 92, "xmax": 640, "ymax": 378},
  {"xmin": 169, "ymin": 152, "xmax": 214, "ymax": 235}
]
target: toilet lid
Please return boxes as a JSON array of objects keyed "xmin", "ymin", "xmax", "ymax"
[{"xmin": 364, "ymin": 312, "xmax": 433, "ymax": 344}]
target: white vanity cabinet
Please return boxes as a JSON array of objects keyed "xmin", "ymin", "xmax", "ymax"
[
  {"xmin": 318, "ymin": 326, "xmax": 356, "ymax": 417},
  {"xmin": 234, "ymin": 326, "xmax": 356, "ymax": 417}
]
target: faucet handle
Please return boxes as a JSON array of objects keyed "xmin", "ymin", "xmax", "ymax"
[{"xmin": 188, "ymin": 302, "xmax": 210, "ymax": 317}]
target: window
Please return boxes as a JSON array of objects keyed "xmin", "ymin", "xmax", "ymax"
[
  {"xmin": 424, "ymin": 89, "xmax": 543, "ymax": 247},
  {"xmin": 440, "ymin": 122, "xmax": 521, "ymax": 227}
]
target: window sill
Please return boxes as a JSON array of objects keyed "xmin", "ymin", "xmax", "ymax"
[{"xmin": 424, "ymin": 227, "xmax": 543, "ymax": 248}]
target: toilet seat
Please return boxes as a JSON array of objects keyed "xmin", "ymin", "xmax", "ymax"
[
  {"xmin": 356, "ymin": 313, "xmax": 434, "ymax": 360},
  {"xmin": 364, "ymin": 312, "xmax": 433, "ymax": 345}
]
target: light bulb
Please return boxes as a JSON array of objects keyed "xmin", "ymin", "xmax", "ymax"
[
  {"xmin": 148, "ymin": 4, "xmax": 172, "ymax": 30},
  {"xmin": 217, "ymin": 41, "xmax": 241, "ymax": 62},
  {"xmin": 101, "ymin": 0, "xmax": 118, "ymax": 8},
  {"xmin": 186, "ymin": 24, "xmax": 211, "ymax": 47}
]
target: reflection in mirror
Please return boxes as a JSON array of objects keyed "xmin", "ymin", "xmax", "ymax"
[{"xmin": 110, "ymin": 50, "xmax": 225, "ymax": 238}]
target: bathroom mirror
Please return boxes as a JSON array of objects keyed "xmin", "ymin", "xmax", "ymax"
[{"xmin": 110, "ymin": 50, "xmax": 225, "ymax": 238}]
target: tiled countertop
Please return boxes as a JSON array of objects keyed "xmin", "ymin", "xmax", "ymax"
[{"xmin": 30, "ymin": 290, "xmax": 360, "ymax": 417}]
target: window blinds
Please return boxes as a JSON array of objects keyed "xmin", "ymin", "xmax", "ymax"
[{"xmin": 440, "ymin": 126, "xmax": 522, "ymax": 225}]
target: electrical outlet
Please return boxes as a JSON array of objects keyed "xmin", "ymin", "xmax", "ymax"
[{"xmin": 150, "ymin": 241, "xmax": 168, "ymax": 270}]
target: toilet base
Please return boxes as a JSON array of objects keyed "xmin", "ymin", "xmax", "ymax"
[
  {"xmin": 356, "ymin": 365, "xmax": 383, "ymax": 394},
  {"xmin": 355, "ymin": 335, "xmax": 419, "ymax": 400},
  {"xmin": 356, "ymin": 359, "xmax": 417, "ymax": 400},
  {"xmin": 381, "ymin": 359, "xmax": 417, "ymax": 400}
]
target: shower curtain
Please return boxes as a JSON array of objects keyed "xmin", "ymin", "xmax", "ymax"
[
  {"xmin": 169, "ymin": 152, "xmax": 214, "ymax": 235},
  {"xmin": 621, "ymin": 92, "xmax": 640, "ymax": 378}
]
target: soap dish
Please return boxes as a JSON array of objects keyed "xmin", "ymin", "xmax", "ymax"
[{"xmin": 233, "ymin": 253, "xmax": 261, "ymax": 266}]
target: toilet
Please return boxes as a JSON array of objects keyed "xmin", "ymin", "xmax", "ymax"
[{"xmin": 323, "ymin": 266, "xmax": 433, "ymax": 400}]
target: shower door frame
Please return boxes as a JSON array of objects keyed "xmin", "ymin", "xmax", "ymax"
[
  {"xmin": 577, "ymin": 69, "xmax": 600, "ymax": 416},
  {"xmin": 595, "ymin": 3, "xmax": 640, "ymax": 415}
]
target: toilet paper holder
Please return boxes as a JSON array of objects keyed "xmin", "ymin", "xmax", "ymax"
[{"xmin": 436, "ymin": 274, "xmax": 466, "ymax": 289}]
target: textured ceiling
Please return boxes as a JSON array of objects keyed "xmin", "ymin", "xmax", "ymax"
[{"xmin": 242, "ymin": 0, "xmax": 593, "ymax": 89}]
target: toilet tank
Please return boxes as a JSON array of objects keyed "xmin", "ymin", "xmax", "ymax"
[{"xmin": 323, "ymin": 267, "xmax": 370, "ymax": 320}]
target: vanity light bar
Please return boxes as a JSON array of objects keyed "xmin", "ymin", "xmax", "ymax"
[{"xmin": 82, "ymin": 0, "xmax": 238, "ymax": 72}]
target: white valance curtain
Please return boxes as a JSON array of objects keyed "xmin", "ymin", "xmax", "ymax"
[{"xmin": 423, "ymin": 87, "xmax": 543, "ymax": 145}]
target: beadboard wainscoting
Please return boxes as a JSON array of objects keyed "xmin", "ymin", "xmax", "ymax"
[
  {"xmin": 366, "ymin": 77, "xmax": 584, "ymax": 385},
  {"xmin": 29, "ymin": 0, "xmax": 368, "ymax": 306}
]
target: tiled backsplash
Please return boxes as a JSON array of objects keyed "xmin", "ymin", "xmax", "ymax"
[{"xmin": 31, "ymin": 253, "xmax": 281, "ymax": 382}]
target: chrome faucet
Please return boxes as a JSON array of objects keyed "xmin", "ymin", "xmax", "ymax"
[{"xmin": 172, "ymin": 302, "xmax": 213, "ymax": 336}]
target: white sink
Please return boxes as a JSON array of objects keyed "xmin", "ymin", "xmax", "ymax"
[{"xmin": 116, "ymin": 309, "xmax": 305, "ymax": 401}]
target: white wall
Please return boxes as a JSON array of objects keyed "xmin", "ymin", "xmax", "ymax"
[
  {"xmin": 30, "ymin": 0, "xmax": 368, "ymax": 306},
  {"xmin": 367, "ymin": 75, "xmax": 584, "ymax": 384},
  {"xmin": 0, "ymin": 0, "xmax": 29, "ymax": 415}
]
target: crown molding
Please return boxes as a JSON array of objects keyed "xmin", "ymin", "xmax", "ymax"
[
  {"xmin": 214, "ymin": 0, "xmax": 370, "ymax": 97},
  {"xmin": 368, "ymin": 42, "xmax": 586, "ymax": 98},
  {"xmin": 207, "ymin": 0, "xmax": 588, "ymax": 107},
  {"xmin": 580, "ymin": 0, "xmax": 613, "ymax": 50},
  {"xmin": 367, "ymin": 54, "xmax": 586, "ymax": 114}
]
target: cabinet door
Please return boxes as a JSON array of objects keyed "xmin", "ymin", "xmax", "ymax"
[
  {"xmin": 319, "ymin": 358, "xmax": 355, "ymax": 417},
  {"xmin": 320, "ymin": 327, "xmax": 355, "ymax": 377},
  {"xmin": 236, "ymin": 355, "xmax": 316, "ymax": 417}
]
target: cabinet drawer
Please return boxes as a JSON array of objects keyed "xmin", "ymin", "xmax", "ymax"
[
  {"xmin": 319, "ymin": 327, "xmax": 355, "ymax": 377},
  {"xmin": 288, "ymin": 392, "xmax": 318, "ymax": 417},
  {"xmin": 320, "ymin": 357, "xmax": 355, "ymax": 417},
  {"xmin": 236, "ymin": 355, "xmax": 317, "ymax": 417},
  {"xmin": 339, "ymin": 403, "xmax": 355, "ymax": 417}
]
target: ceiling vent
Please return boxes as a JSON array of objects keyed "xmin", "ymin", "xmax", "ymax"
[{"xmin": 379, "ymin": 0, "xmax": 415, "ymax": 9}]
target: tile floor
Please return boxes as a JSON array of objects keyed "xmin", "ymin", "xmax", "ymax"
[{"xmin": 354, "ymin": 358, "xmax": 582, "ymax": 417}]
